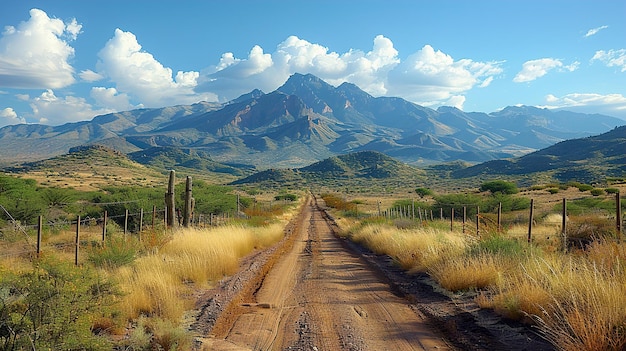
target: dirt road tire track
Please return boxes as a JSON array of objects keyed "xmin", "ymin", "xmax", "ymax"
[{"xmin": 191, "ymin": 195, "xmax": 552, "ymax": 351}]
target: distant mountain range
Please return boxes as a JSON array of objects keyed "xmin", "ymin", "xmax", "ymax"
[{"xmin": 0, "ymin": 73, "xmax": 623, "ymax": 168}]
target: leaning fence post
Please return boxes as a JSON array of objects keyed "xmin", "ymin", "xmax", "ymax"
[
  {"xmin": 124, "ymin": 209, "xmax": 129, "ymax": 237},
  {"xmin": 139, "ymin": 208, "xmax": 144, "ymax": 241},
  {"xmin": 528, "ymin": 199, "xmax": 534, "ymax": 244},
  {"xmin": 75, "ymin": 215, "xmax": 80, "ymax": 266},
  {"xmin": 37, "ymin": 215, "xmax": 42, "ymax": 258}
]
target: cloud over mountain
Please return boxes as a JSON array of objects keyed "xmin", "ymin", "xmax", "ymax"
[
  {"xmin": 95, "ymin": 29, "xmax": 217, "ymax": 107},
  {"xmin": 199, "ymin": 36, "xmax": 502, "ymax": 110}
]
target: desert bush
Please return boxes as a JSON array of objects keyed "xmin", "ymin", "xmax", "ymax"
[
  {"xmin": 275, "ymin": 193, "xmax": 297, "ymax": 201},
  {"xmin": 480, "ymin": 180, "xmax": 519, "ymax": 194},
  {"xmin": 590, "ymin": 188, "xmax": 605, "ymax": 196},
  {"xmin": 415, "ymin": 187, "xmax": 434, "ymax": 198},
  {"xmin": 0, "ymin": 257, "xmax": 117, "ymax": 350},
  {"xmin": 88, "ymin": 235, "xmax": 140, "ymax": 269}
]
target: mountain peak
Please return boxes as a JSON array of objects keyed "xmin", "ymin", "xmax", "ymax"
[
  {"xmin": 279, "ymin": 73, "xmax": 334, "ymax": 92},
  {"xmin": 230, "ymin": 89, "xmax": 265, "ymax": 104}
]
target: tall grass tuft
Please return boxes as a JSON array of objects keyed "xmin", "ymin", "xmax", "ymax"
[
  {"xmin": 118, "ymin": 223, "xmax": 285, "ymax": 321},
  {"xmin": 349, "ymin": 224, "xmax": 467, "ymax": 271}
]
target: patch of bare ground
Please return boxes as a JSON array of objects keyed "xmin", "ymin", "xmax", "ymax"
[{"xmin": 188, "ymin": 195, "xmax": 553, "ymax": 351}]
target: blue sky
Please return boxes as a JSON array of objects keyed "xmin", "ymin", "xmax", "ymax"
[{"xmin": 0, "ymin": 0, "xmax": 625, "ymax": 127}]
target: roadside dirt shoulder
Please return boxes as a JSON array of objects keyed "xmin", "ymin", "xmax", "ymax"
[{"xmin": 189, "ymin": 196, "xmax": 553, "ymax": 351}]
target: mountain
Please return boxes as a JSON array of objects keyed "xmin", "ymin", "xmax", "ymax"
[
  {"xmin": 0, "ymin": 73, "xmax": 623, "ymax": 169},
  {"xmin": 3, "ymin": 145, "xmax": 165, "ymax": 190},
  {"xmin": 127, "ymin": 146, "xmax": 253, "ymax": 176},
  {"xmin": 453, "ymin": 125, "xmax": 626, "ymax": 183},
  {"xmin": 231, "ymin": 150, "xmax": 426, "ymax": 188}
]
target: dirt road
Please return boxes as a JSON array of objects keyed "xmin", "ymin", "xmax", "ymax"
[{"xmin": 196, "ymin": 196, "xmax": 453, "ymax": 350}]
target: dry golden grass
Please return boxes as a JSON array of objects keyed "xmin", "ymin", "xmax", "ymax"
[
  {"xmin": 339, "ymin": 211, "xmax": 626, "ymax": 351},
  {"xmin": 349, "ymin": 224, "xmax": 468, "ymax": 271},
  {"xmin": 428, "ymin": 253, "xmax": 505, "ymax": 292},
  {"xmin": 117, "ymin": 223, "xmax": 285, "ymax": 321}
]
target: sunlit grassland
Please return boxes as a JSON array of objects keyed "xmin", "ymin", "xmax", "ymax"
[
  {"xmin": 0, "ymin": 194, "xmax": 300, "ymax": 350},
  {"xmin": 339, "ymin": 212, "xmax": 626, "ymax": 351},
  {"xmin": 117, "ymin": 223, "xmax": 287, "ymax": 321}
]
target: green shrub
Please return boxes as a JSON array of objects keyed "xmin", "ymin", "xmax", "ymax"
[
  {"xmin": 88, "ymin": 236, "xmax": 139, "ymax": 269},
  {"xmin": 469, "ymin": 234, "xmax": 527, "ymax": 258},
  {"xmin": 0, "ymin": 258, "xmax": 117, "ymax": 350},
  {"xmin": 590, "ymin": 188, "xmax": 605, "ymax": 196},
  {"xmin": 275, "ymin": 193, "xmax": 298, "ymax": 201},
  {"xmin": 415, "ymin": 187, "xmax": 434, "ymax": 198},
  {"xmin": 480, "ymin": 180, "xmax": 519, "ymax": 194}
]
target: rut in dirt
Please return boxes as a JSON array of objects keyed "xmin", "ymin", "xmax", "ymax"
[{"xmin": 196, "ymin": 196, "xmax": 453, "ymax": 351}]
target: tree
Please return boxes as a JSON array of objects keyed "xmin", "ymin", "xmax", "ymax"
[
  {"xmin": 415, "ymin": 187, "xmax": 434, "ymax": 198},
  {"xmin": 479, "ymin": 180, "xmax": 519, "ymax": 195}
]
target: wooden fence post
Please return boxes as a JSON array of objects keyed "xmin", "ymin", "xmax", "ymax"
[
  {"xmin": 497, "ymin": 202, "xmax": 502, "ymax": 232},
  {"xmin": 124, "ymin": 209, "xmax": 129, "ymax": 237},
  {"xmin": 138, "ymin": 207, "xmax": 143, "ymax": 241},
  {"xmin": 75, "ymin": 215, "xmax": 80, "ymax": 266},
  {"xmin": 102, "ymin": 210, "xmax": 107, "ymax": 245},
  {"xmin": 527, "ymin": 199, "xmax": 534, "ymax": 244},
  {"xmin": 164, "ymin": 206, "xmax": 168, "ymax": 228},
  {"xmin": 450, "ymin": 208, "xmax": 454, "ymax": 231},
  {"xmin": 37, "ymin": 215, "xmax": 42, "ymax": 258},
  {"xmin": 476, "ymin": 206, "xmax": 480, "ymax": 237},
  {"xmin": 165, "ymin": 170, "xmax": 176, "ymax": 227},
  {"xmin": 139, "ymin": 208, "xmax": 144, "ymax": 241},
  {"xmin": 183, "ymin": 176, "xmax": 193, "ymax": 227},
  {"xmin": 440, "ymin": 208, "xmax": 443, "ymax": 221}
]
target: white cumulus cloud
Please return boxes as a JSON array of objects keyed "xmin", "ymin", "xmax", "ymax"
[
  {"xmin": 90, "ymin": 87, "xmax": 137, "ymax": 112},
  {"xmin": 513, "ymin": 58, "xmax": 578, "ymax": 83},
  {"xmin": 584, "ymin": 25, "xmax": 608, "ymax": 38},
  {"xmin": 540, "ymin": 92, "xmax": 626, "ymax": 119},
  {"xmin": 0, "ymin": 8, "xmax": 80, "ymax": 89},
  {"xmin": 95, "ymin": 28, "xmax": 217, "ymax": 107},
  {"xmin": 591, "ymin": 49, "xmax": 626, "ymax": 72},
  {"xmin": 198, "ymin": 35, "xmax": 501, "ymax": 109},
  {"xmin": 0, "ymin": 107, "xmax": 26, "ymax": 127},
  {"xmin": 30, "ymin": 89, "xmax": 114, "ymax": 125}
]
